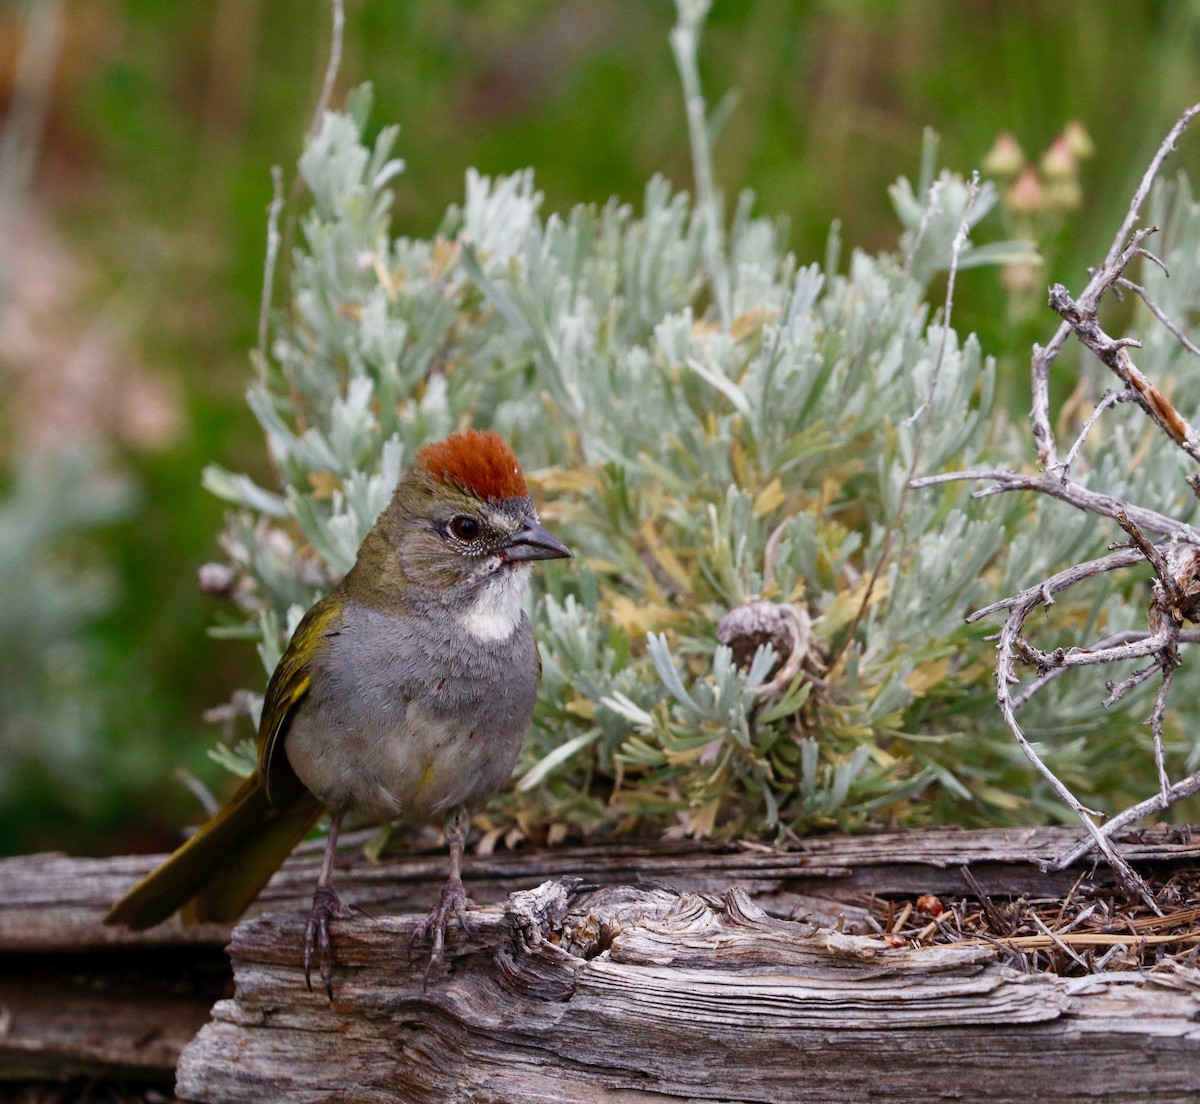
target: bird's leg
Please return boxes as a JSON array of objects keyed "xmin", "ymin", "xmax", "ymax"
[
  {"xmin": 303, "ymin": 812, "xmax": 355, "ymax": 999},
  {"xmin": 410, "ymin": 805, "xmax": 475, "ymax": 979}
]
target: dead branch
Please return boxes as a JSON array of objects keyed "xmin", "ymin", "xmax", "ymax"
[
  {"xmin": 1055, "ymin": 772, "xmax": 1200, "ymax": 867},
  {"xmin": 1012, "ymin": 629, "xmax": 1200, "ymax": 709},
  {"xmin": 1029, "ymin": 101, "xmax": 1200, "ymax": 467},
  {"xmin": 914, "ymin": 104, "xmax": 1200, "ymax": 886},
  {"xmin": 1051, "ymin": 388, "xmax": 1135, "ymax": 481},
  {"xmin": 989, "ymin": 565, "xmax": 1159, "ymax": 910},
  {"xmin": 1118, "ymin": 276, "xmax": 1200, "ymax": 360},
  {"xmin": 910, "ymin": 469, "xmax": 1200, "ymax": 544},
  {"xmin": 1049, "ymin": 274, "xmax": 1200, "ymax": 463}
]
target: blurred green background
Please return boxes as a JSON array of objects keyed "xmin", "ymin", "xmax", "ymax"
[{"xmin": 2, "ymin": 0, "xmax": 1199, "ymax": 857}]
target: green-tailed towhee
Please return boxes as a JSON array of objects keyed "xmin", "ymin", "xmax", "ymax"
[{"xmin": 105, "ymin": 429, "xmax": 571, "ymax": 993}]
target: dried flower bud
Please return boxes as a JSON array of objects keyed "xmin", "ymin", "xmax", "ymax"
[
  {"xmin": 716, "ymin": 598, "xmax": 813, "ymax": 701},
  {"xmin": 1040, "ymin": 135, "xmax": 1076, "ymax": 181},
  {"xmin": 1044, "ymin": 178, "xmax": 1083, "ymax": 212},
  {"xmin": 1061, "ymin": 120, "xmax": 1095, "ymax": 161},
  {"xmin": 1005, "ymin": 167, "xmax": 1044, "ymax": 215},
  {"xmin": 198, "ymin": 562, "xmax": 238, "ymax": 599},
  {"xmin": 983, "ymin": 132, "xmax": 1025, "ymax": 179},
  {"xmin": 1002, "ymin": 260, "xmax": 1042, "ymax": 296}
]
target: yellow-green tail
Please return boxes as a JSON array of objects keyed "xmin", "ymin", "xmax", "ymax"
[{"xmin": 104, "ymin": 775, "xmax": 323, "ymax": 930}]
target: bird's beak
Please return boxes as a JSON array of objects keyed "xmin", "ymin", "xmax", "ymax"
[{"xmin": 502, "ymin": 518, "xmax": 573, "ymax": 562}]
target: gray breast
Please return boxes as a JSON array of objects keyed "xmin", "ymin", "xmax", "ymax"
[{"xmin": 283, "ymin": 597, "xmax": 540, "ymax": 825}]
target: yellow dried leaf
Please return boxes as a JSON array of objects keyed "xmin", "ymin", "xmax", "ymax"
[
  {"xmin": 730, "ymin": 435, "xmax": 748, "ymax": 486},
  {"xmin": 785, "ymin": 578, "xmax": 808, "ymax": 603},
  {"xmin": 819, "ymin": 574, "xmax": 889, "ymax": 639},
  {"xmin": 582, "ymin": 556, "xmax": 624, "ymax": 575},
  {"xmin": 905, "ymin": 657, "xmax": 951, "ymax": 697},
  {"xmin": 530, "ymin": 468, "xmax": 603, "ymax": 495},
  {"xmin": 308, "ymin": 470, "xmax": 343, "ymax": 499},
  {"xmin": 866, "ymin": 745, "xmax": 898, "ymax": 768},
  {"xmin": 976, "ymin": 785, "xmax": 1026, "ymax": 812},
  {"xmin": 429, "ymin": 236, "xmax": 461, "ymax": 281},
  {"xmin": 336, "ymin": 303, "xmax": 363, "ymax": 322},
  {"xmin": 753, "ymin": 477, "xmax": 787, "ymax": 518},
  {"xmin": 820, "ymin": 463, "xmax": 863, "ymax": 509},
  {"xmin": 638, "ymin": 518, "xmax": 692, "ymax": 593},
  {"xmin": 372, "ymin": 256, "xmax": 398, "ymax": 301},
  {"xmin": 731, "ymin": 307, "xmax": 777, "ymax": 342},
  {"xmin": 686, "ymin": 797, "xmax": 721, "ymax": 837},
  {"xmin": 564, "ymin": 697, "xmax": 596, "ymax": 720},
  {"xmin": 608, "ymin": 594, "xmax": 682, "ymax": 636},
  {"xmin": 663, "ymin": 744, "xmax": 708, "ymax": 766}
]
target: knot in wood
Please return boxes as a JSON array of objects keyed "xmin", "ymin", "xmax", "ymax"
[{"xmin": 1047, "ymin": 283, "xmax": 1083, "ymax": 322}]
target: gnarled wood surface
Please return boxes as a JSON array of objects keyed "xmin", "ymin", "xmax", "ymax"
[
  {"xmin": 178, "ymin": 879, "xmax": 1200, "ymax": 1104},
  {"xmin": 2, "ymin": 825, "xmax": 1199, "ymax": 1098},
  {"xmin": 6, "ymin": 823, "xmax": 1199, "ymax": 952}
]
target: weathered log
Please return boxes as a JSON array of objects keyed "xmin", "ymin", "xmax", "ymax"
[
  {"xmin": 4, "ymin": 823, "xmax": 1198, "ymax": 951},
  {"xmin": 176, "ymin": 879, "xmax": 1200, "ymax": 1104},
  {"xmin": 3, "ymin": 825, "xmax": 1198, "ymax": 1094},
  {"xmin": 0, "ymin": 948, "xmax": 224, "ymax": 1081}
]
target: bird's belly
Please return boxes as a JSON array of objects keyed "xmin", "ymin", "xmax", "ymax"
[
  {"xmin": 285, "ymin": 698, "xmax": 526, "ymax": 826},
  {"xmin": 281, "ymin": 600, "xmax": 539, "ymax": 825}
]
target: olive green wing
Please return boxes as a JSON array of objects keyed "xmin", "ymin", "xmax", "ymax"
[{"xmin": 258, "ymin": 593, "xmax": 343, "ymax": 804}]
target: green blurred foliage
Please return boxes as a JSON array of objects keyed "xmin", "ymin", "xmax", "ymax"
[{"xmin": 2, "ymin": 0, "xmax": 1199, "ymax": 854}]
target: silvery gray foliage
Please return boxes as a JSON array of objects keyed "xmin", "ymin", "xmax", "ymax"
[{"xmin": 204, "ymin": 86, "xmax": 1177, "ymax": 837}]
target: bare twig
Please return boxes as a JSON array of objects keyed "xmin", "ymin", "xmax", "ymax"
[
  {"xmin": 1030, "ymin": 911, "xmax": 1091, "ymax": 971},
  {"xmin": 966, "ymin": 548, "xmax": 1148, "ymax": 623},
  {"xmin": 1049, "ymin": 389, "xmax": 1133, "ymax": 481},
  {"xmin": 1149, "ymin": 666, "xmax": 1175, "ymax": 800},
  {"xmin": 257, "ymin": 165, "xmax": 285, "ymax": 365},
  {"xmin": 960, "ymin": 864, "xmax": 1008, "ymax": 935},
  {"xmin": 1028, "ymin": 102, "xmax": 1200, "ymax": 466},
  {"xmin": 900, "ymin": 178, "xmax": 945, "ymax": 280},
  {"xmin": 1055, "ymin": 768, "xmax": 1200, "ymax": 868},
  {"xmin": 310, "ymin": 0, "xmax": 346, "ymax": 137},
  {"xmin": 1049, "ymin": 277, "xmax": 1200, "ymax": 464},
  {"xmin": 671, "ymin": 0, "xmax": 732, "ymax": 331},
  {"xmin": 1013, "ymin": 629, "xmax": 1200, "ymax": 709},
  {"xmin": 1109, "ymin": 106, "xmax": 1200, "ymax": 271},
  {"xmin": 906, "ymin": 174, "xmax": 980, "ymax": 431},
  {"xmin": 1102, "ymin": 662, "xmax": 1161, "ymax": 709},
  {"xmin": 971, "ymin": 507, "xmax": 1191, "ymax": 905},
  {"xmin": 1118, "ymin": 277, "xmax": 1200, "ymax": 360},
  {"xmin": 1019, "ymin": 635, "xmax": 1165, "ymax": 674},
  {"xmin": 993, "ymin": 575, "xmax": 1160, "ymax": 911},
  {"xmin": 910, "ymin": 469, "xmax": 1200, "ymax": 546},
  {"xmin": 1114, "ymin": 510, "xmax": 1184, "ymax": 608}
]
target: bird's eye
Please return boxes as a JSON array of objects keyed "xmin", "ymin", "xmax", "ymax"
[{"xmin": 449, "ymin": 515, "xmax": 480, "ymax": 541}]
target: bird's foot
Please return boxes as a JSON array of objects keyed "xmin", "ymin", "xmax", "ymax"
[
  {"xmin": 303, "ymin": 884, "xmax": 363, "ymax": 999},
  {"xmin": 410, "ymin": 874, "xmax": 475, "ymax": 984}
]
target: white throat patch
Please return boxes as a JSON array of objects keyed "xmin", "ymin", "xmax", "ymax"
[{"xmin": 458, "ymin": 563, "xmax": 531, "ymax": 642}]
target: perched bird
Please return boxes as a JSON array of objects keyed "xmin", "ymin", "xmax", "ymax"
[{"xmin": 105, "ymin": 429, "xmax": 571, "ymax": 994}]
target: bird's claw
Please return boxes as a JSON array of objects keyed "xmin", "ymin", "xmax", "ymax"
[
  {"xmin": 410, "ymin": 875, "xmax": 475, "ymax": 984},
  {"xmin": 303, "ymin": 885, "xmax": 360, "ymax": 999}
]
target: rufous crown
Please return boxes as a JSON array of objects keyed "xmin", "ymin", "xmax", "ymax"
[{"xmin": 414, "ymin": 429, "xmax": 528, "ymax": 501}]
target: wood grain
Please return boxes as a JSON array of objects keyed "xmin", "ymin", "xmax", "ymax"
[
  {"xmin": 4, "ymin": 825, "xmax": 1198, "ymax": 1097},
  {"xmin": 176, "ymin": 879, "xmax": 1200, "ymax": 1104}
]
